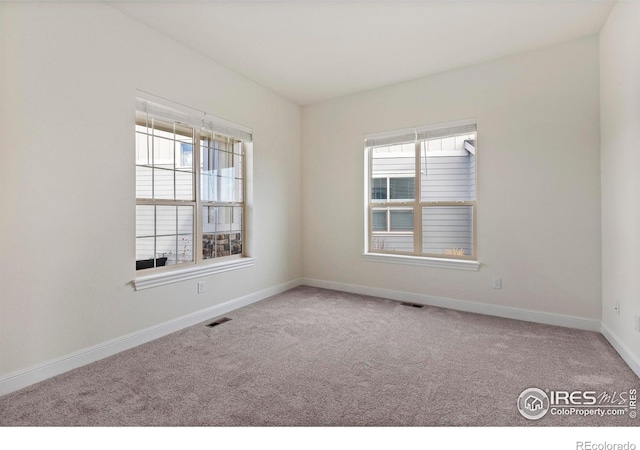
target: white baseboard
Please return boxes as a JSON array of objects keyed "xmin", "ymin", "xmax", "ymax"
[
  {"xmin": 0, "ymin": 278, "xmax": 302, "ymax": 397},
  {"xmin": 302, "ymin": 278, "xmax": 602, "ymax": 332},
  {"xmin": 601, "ymin": 323, "xmax": 640, "ymax": 379}
]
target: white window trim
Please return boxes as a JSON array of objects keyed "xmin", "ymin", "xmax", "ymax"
[
  {"xmin": 134, "ymin": 92, "xmax": 254, "ymax": 288},
  {"xmin": 134, "ymin": 257, "xmax": 256, "ymax": 290},
  {"xmin": 362, "ymin": 252, "xmax": 479, "ymax": 271}
]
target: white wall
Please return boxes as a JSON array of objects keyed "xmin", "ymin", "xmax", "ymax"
[
  {"xmin": 600, "ymin": 2, "xmax": 640, "ymax": 370},
  {"xmin": 302, "ymin": 37, "xmax": 601, "ymax": 320},
  {"xmin": 0, "ymin": 3, "xmax": 302, "ymax": 378}
]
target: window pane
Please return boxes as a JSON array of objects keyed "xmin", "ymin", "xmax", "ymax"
[
  {"xmin": 371, "ymin": 235, "xmax": 413, "ymax": 252},
  {"xmin": 156, "ymin": 235, "xmax": 178, "ymax": 266},
  {"xmin": 136, "ymin": 237, "xmax": 155, "ymax": 261},
  {"xmin": 372, "ymin": 210, "xmax": 387, "ymax": 231},
  {"xmin": 390, "ymin": 209, "xmax": 413, "ymax": 231},
  {"xmin": 201, "ymin": 148, "xmax": 242, "ymax": 203},
  {"xmin": 176, "ymin": 234, "xmax": 194, "ymax": 264},
  {"xmin": 153, "ymin": 234, "xmax": 193, "ymax": 266},
  {"xmin": 233, "ymin": 153, "xmax": 244, "ymax": 202},
  {"xmin": 177, "ymin": 206, "xmax": 193, "ymax": 235},
  {"xmin": 175, "ymin": 170, "xmax": 193, "ymax": 201},
  {"xmin": 136, "ymin": 206, "xmax": 194, "ymax": 270},
  {"xmin": 389, "ymin": 177, "xmax": 414, "ymax": 200},
  {"xmin": 215, "ymin": 206, "xmax": 232, "ymax": 234},
  {"xmin": 422, "ymin": 206, "xmax": 473, "ymax": 256},
  {"xmin": 219, "ymin": 172, "xmax": 235, "ymax": 203},
  {"xmin": 371, "ymin": 178, "xmax": 387, "ymax": 201},
  {"xmin": 177, "ymin": 143, "xmax": 193, "ymax": 169},
  {"xmin": 421, "ymin": 131, "xmax": 476, "ymax": 202},
  {"xmin": 135, "ymin": 205, "xmax": 154, "ymax": 237},
  {"xmin": 135, "ymin": 132, "xmax": 151, "ymax": 165},
  {"xmin": 153, "ymin": 136, "xmax": 174, "ymax": 169},
  {"xmin": 152, "ymin": 126, "xmax": 175, "ymax": 140},
  {"xmin": 203, "ymin": 234, "xmax": 215, "ymax": 260},
  {"xmin": 156, "ymin": 206, "xmax": 177, "ymax": 236},
  {"xmin": 234, "ymin": 178, "xmax": 244, "ymax": 203},
  {"xmin": 202, "ymin": 206, "xmax": 215, "ymax": 233},
  {"xmin": 153, "ymin": 168, "xmax": 174, "ymax": 200},
  {"xmin": 135, "ymin": 166, "xmax": 152, "ymax": 199},
  {"xmin": 202, "ymin": 206, "xmax": 242, "ymax": 260},
  {"xmin": 201, "ymin": 170, "xmax": 216, "ymax": 202},
  {"xmin": 136, "ymin": 118, "xmax": 195, "ymax": 202},
  {"xmin": 217, "ymin": 149, "xmax": 233, "ymax": 171},
  {"xmin": 421, "ymin": 154, "xmax": 473, "ymax": 202},
  {"xmin": 371, "ymin": 144, "xmax": 414, "ymax": 178},
  {"xmin": 231, "ymin": 207, "xmax": 242, "ymax": 233},
  {"xmin": 230, "ymin": 207, "xmax": 243, "ymax": 256}
]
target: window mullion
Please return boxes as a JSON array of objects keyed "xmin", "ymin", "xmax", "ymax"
[
  {"xmin": 194, "ymin": 130, "xmax": 203, "ymax": 264},
  {"xmin": 386, "ymin": 177, "xmax": 390, "ymax": 201},
  {"xmin": 367, "ymin": 147, "xmax": 373, "ymax": 252},
  {"xmin": 413, "ymin": 140, "xmax": 422, "ymax": 256}
]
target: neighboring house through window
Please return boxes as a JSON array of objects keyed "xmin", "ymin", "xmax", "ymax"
[{"xmin": 365, "ymin": 120, "xmax": 477, "ymax": 263}]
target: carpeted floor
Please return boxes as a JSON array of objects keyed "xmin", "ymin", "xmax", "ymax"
[{"xmin": 0, "ymin": 286, "xmax": 638, "ymax": 426}]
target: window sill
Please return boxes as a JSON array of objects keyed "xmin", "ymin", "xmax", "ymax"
[
  {"xmin": 134, "ymin": 257, "xmax": 256, "ymax": 291},
  {"xmin": 362, "ymin": 253, "xmax": 480, "ymax": 271}
]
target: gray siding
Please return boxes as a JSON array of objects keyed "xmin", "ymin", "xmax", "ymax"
[
  {"xmin": 135, "ymin": 166, "xmax": 193, "ymax": 200},
  {"xmin": 469, "ymin": 154, "xmax": 476, "ymax": 201},
  {"xmin": 421, "ymin": 155, "xmax": 474, "ymax": 201},
  {"xmin": 370, "ymin": 148, "xmax": 475, "ymax": 257},
  {"xmin": 371, "ymin": 156, "xmax": 414, "ymax": 175},
  {"xmin": 422, "ymin": 206, "xmax": 472, "ymax": 256}
]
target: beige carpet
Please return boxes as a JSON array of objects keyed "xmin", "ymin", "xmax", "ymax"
[{"xmin": 0, "ymin": 286, "xmax": 638, "ymax": 426}]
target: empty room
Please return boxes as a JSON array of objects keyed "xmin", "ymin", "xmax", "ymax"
[{"xmin": 1, "ymin": 0, "xmax": 639, "ymax": 444}]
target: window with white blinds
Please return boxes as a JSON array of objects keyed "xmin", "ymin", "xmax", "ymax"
[
  {"xmin": 135, "ymin": 93, "xmax": 252, "ymax": 273},
  {"xmin": 365, "ymin": 119, "xmax": 477, "ymax": 261}
]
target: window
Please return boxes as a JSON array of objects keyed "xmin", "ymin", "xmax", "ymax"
[
  {"xmin": 135, "ymin": 94, "xmax": 252, "ymax": 281},
  {"xmin": 365, "ymin": 120, "xmax": 477, "ymax": 264},
  {"xmin": 371, "ymin": 176, "xmax": 415, "ymax": 201}
]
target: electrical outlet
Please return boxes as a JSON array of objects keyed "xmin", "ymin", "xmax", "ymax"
[
  {"xmin": 635, "ymin": 316, "xmax": 640, "ymax": 332},
  {"xmin": 197, "ymin": 281, "xmax": 205, "ymax": 294},
  {"xmin": 332, "ymin": 262, "xmax": 337, "ymax": 271},
  {"xmin": 492, "ymin": 278, "xmax": 502, "ymax": 289}
]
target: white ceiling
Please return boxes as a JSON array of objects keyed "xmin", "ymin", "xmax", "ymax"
[{"xmin": 109, "ymin": 1, "xmax": 615, "ymax": 106}]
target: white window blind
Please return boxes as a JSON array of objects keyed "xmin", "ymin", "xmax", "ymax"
[
  {"xmin": 365, "ymin": 119, "xmax": 476, "ymax": 148},
  {"xmin": 136, "ymin": 91, "xmax": 253, "ymax": 143}
]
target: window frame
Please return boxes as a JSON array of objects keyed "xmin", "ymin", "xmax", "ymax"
[
  {"xmin": 364, "ymin": 122, "xmax": 479, "ymax": 269},
  {"xmin": 134, "ymin": 95, "xmax": 254, "ymax": 289}
]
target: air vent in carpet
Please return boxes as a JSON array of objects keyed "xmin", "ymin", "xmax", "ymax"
[
  {"xmin": 400, "ymin": 302, "xmax": 425, "ymax": 308},
  {"xmin": 206, "ymin": 317, "xmax": 232, "ymax": 327}
]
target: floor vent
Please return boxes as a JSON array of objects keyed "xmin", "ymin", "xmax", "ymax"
[
  {"xmin": 206, "ymin": 317, "xmax": 232, "ymax": 327},
  {"xmin": 400, "ymin": 302, "xmax": 425, "ymax": 309}
]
